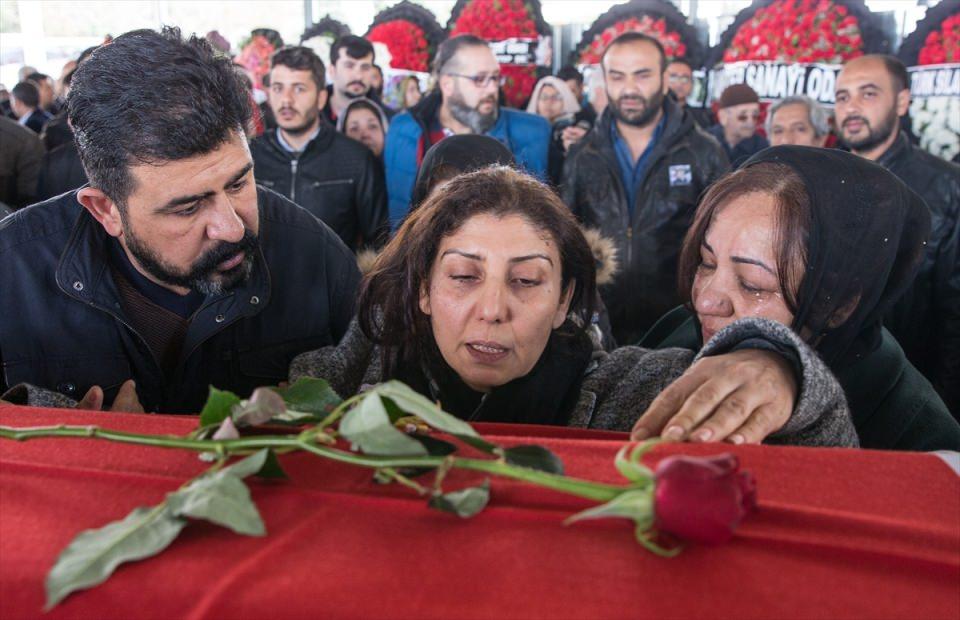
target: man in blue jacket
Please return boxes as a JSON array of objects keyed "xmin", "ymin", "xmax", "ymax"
[{"xmin": 383, "ymin": 34, "xmax": 550, "ymax": 227}]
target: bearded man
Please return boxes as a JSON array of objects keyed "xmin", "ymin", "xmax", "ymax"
[
  {"xmin": 836, "ymin": 54, "xmax": 960, "ymax": 414},
  {"xmin": 0, "ymin": 28, "xmax": 361, "ymax": 413},
  {"xmin": 561, "ymin": 32, "xmax": 729, "ymax": 345},
  {"xmin": 383, "ymin": 34, "xmax": 551, "ymax": 227},
  {"xmin": 250, "ymin": 45, "xmax": 387, "ymax": 252}
]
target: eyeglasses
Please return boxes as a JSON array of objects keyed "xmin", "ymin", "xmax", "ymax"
[
  {"xmin": 666, "ymin": 74, "xmax": 692, "ymax": 84},
  {"xmin": 444, "ymin": 72, "xmax": 505, "ymax": 88},
  {"xmin": 736, "ymin": 112, "xmax": 761, "ymax": 122}
]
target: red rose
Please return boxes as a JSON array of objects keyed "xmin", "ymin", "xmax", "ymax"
[{"xmin": 653, "ymin": 453, "xmax": 757, "ymax": 545}]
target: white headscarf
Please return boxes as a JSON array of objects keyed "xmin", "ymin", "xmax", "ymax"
[{"xmin": 526, "ymin": 76, "xmax": 580, "ymax": 123}]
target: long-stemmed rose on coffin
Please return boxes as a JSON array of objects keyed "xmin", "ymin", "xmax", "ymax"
[{"xmin": 0, "ymin": 378, "xmax": 758, "ymax": 610}]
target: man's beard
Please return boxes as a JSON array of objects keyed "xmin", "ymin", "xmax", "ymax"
[
  {"xmin": 341, "ymin": 80, "xmax": 368, "ymax": 100},
  {"xmin": 448, "ymin": 88, "xmax": 499, "ymax": 134},
  {"xmin": 278, "ymin": 104, "xmax": 319, "ymax": 136},
  {"xmin": 839, "ymin": 107, "xmax": 898, "ymax": 153},
  {"xmin": 123, "ymin": 223, "xmax": 259, "ymax": 296},
  {"xmin": 609, "ymin": 88, "xmax": 665, "ymax": 128}
]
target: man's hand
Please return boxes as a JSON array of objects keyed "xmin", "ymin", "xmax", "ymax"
[
  {"xmin": 77, "ymin": 379, "xmax": 145, "ymax": 413},
  {"xmin": 561, "ymin": 125, "xmax": 588, "ymax": 152},
  {"xmin": 631, "ymin": 349, "xmax": 797, "ymax": 444}
]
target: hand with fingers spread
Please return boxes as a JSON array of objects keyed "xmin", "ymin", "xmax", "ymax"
[
  {"xmin": 77, "ymin": 379, "xmax": 145, "ymax": 413},
  {"xmin": 631, "ymin": 349, "xmax": 795, "ymax": 445}
]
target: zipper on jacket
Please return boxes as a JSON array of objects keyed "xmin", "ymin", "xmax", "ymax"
[
  {"xmin": 290, "ymin": 159, "xmax": 299, "ymax": 203},
  {"xmin": 626, "ymin": 226, "xmax": 633, "ymax": 265}
]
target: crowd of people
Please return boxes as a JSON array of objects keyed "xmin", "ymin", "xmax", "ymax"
[{"xmin": 0, "ymin": 26, "xmax": 957, "ymax": 452}]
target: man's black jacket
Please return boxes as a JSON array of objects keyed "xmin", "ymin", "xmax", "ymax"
[
  {"xmin": 561, "ymin": 99, "xmax": 729, "ymax": 345},
  {"xmin": 249, "ymin": 125, "xmax": 388, "ymax": 251},
  {"xmin": 0, "ymin": 187, "xmax": 361, "ymax": 413},
  {"xmin": 878, "ymin": 132, "xmax": 960, "ymax": 414}
]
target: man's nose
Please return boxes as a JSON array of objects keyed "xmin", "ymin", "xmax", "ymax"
[{"xmin": 206, "ymin": 197, "xmax": 245, "ymax": 243}]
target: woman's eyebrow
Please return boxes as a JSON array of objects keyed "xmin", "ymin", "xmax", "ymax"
[
  {"xmin": 509, "ymin": 254, "xmax": 553, "ymax": 266},
  {"xmin": 441, "ymin": 249, "xmax": 483, "ymax": 261},
  {"xmin": 732, "ymin": 256, "xmax": 775, "ymax": 275}
]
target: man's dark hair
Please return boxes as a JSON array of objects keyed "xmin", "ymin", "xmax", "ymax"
[
  {"xmin": 667, "ymin": 57, "xmax": 695, "ymax": 71},
  {"xmin": 270, "ymin": 46, "xmax": 326, "ymax": 90},
  {"xmin": 372, "ymin": 63, "xmax": 383, "ymax": 76},
  {"xmin": 77, "ymin": 45, "xmax": 99, "ymax": 65},
  {"xmin": 873, "ymin": 53, "xmax": 909, "ymax": 93},
  {"xmin": 330, "ymin": 35, "xmax": 374, "ymax": 65},
  {"xmin": 11, "ymin": 81, "xmax": 39, "ymax": 107},
  {"xmin": 556, "ymin": 65, "xmax": 583, "ymax": 86},
  {"xmin": 68, "ymin": 27, "xmax": 252, "ymax": 206},
  {"xmin": 432, "ymin": 34, "xmax": 489, "ymax": 75},
  {"xmin": 601, "ymin": 32, "xmax": 667, "ymax": 72},
  {"xmin": 25, "ymin": 72, "xmax": 51, "ymax": 83}
]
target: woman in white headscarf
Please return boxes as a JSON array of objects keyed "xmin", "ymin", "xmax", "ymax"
[{"xmin": 527, "ymin": 76, "xmax": 585, "ymax": 186}]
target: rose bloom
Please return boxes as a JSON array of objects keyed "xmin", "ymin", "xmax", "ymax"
[{"xmin": 654, "ymin": 453, "xmax": 757, "ymax": 544}]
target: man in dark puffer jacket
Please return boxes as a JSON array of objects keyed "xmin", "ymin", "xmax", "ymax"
[{"xmin": 561, "ymin": 32, "xmax": 729, "ymax": 346}]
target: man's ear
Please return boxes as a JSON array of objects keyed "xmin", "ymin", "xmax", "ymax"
[
  {"xmin": 76, "ymin": 187, "xmax": 124, "ymax": 238},
  {"xmin": 553, "ymin": 283, "xmax": 576, "ymax": 329},
  {"xmin": 895, "ymin": 88, "xmax": 910, "ymax": 117},
  {"xmin": 438, "ymin": 74, "xmax": 455, "ymax": 99}
]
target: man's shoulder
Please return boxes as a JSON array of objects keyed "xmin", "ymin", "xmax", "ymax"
[
  {"xmin": 501, "ymin": 108, "xmax": 550, "ymax": 136},
  {"xmin": 325, "ymin": 131, "xmax": 376, "ymax": 160},
  {"xmin": 387, "ymin": 111, "xmax": 423, "ymax": 138},
  {"xmin": 257, "ymin": 187, "xmax": 352, "ymax": 250},
  {"xmin": 0, "ymin": 115, "xmax": 39, "ymax": 146},
  {"xmin": 0, "ymin": 192, "xmax": 80, "ymax": 254}
]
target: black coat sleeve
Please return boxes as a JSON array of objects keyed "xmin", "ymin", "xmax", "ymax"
[
  {"xmin": 933, "ymin": 190, "xmax": 960, "ymax": 414},
  {"xmin": 355, "ymin": 152, "xmax": 389, "ymax": 250}
]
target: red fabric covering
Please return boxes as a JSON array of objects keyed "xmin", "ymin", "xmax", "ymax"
[{"xmin": 1, "ymin": 405, "xmax": 958, "ymax": 619}]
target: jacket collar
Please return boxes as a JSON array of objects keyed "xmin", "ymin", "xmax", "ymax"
[
  {"xmin": 56, "ymin": 194, "xmax": 272, "ymax": 337},
  {"xmin": 876, "ymin": 131, "xmax": 911, "ymax": 169},
  {"xmin": 263, "ymin": 121, "xmax": 335, "ymax": 159}
]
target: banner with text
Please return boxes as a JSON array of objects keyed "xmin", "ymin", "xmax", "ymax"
[
  {"xmin": 907, "ymin": 63, "xmax": 960, "ymax": 161},
  {"xmin": 707, "ymin": 61, "xmax": 841, "ymax": 106}
]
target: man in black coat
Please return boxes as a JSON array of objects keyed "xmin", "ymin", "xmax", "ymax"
[
  {"xmin": 250, "ymin": 45, "xmax": 388, "ymax": 252},
  {"xmin": 0, "ymin": 28, "xmax": 361, "ymax": 413},
  {"xmin": 10, "ymin": 81, "xmax": 51, "ymax": 134},
  {"xmin": 836, "ymin": 54, "xmax": 960, "ymax": 414},
  {"xmin": 561, "ymin": 32, "xmax": 729, "ymax": 345}
]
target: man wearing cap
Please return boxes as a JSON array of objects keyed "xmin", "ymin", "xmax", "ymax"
[{"xmin": 708, "ymin": 84, "xmax": 769, "ymax": 168}]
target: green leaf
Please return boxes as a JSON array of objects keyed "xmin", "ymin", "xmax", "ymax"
[
  {"xmin": 564, "ymin": 489, "xmax": 654, "ymax": 530},
  {"xmin": 224, "ymin": 448, "xmax": 271, "ymax": 479},
  {"xmin": 503, "ymin": 445, "xmax": 564, "ymax": 474},
  {"xmin": 373, "ymin": 381, "xmax": 480, "ymax": 437},
  {"xmin": 339, "ymin": 393, "xmax": 428, "ymax": 456},
  {"xmin": 397, "ymin": 434, "xmax": 458, "ymax": 477},
  {"xmin": 272, "ymin": 377, "xmax": 342, "ymax": 414},
  {"xmin": 232, "ymin": 388, "xmax": 287, "ymax": 427},
  {"xmin": 614, "ymin": 442, "xmax": 655, "ymax": 484},
  {"xmin": 429, "ymin": 480, "xmax": 490, "ymax": 518},
  {"xmin": 45, "ymin": 506, "xmax": 187, "ymax": 610},
  {"xmin": 199, "ymin": 387, "xmax": 242, "ymax": 427},
  {"xmin": 254, "ymin": 449, "xmax": 288, "ymax": 479},
  {"xmin": 166, "ymin": 473, "xmax": 265, "ymax": 537}
]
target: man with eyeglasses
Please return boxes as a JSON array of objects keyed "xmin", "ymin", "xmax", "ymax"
[
  {"xmin": 707, "ymin": 84, "xmax": 769, "ymax": 169},
  {"xmin": 383, "ymin": 34, "xmax": 550, "ymax": 227},
  {"xmin": 561, "ymin": 32, "xmax": 729, "ymax": 345},
  {"xmin": 665, "ymin": 58, "xmax": 712, "ymax": 129}
]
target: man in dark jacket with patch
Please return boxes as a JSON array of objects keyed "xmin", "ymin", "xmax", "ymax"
[
  {"xmin": 836, "ymin": 54, "xmax": 960, "ymax": 414},
  {"xmin": 0, "ymin": 28, "xmax": 361, "ymax": 413},
  {"xmin": 250, "ymin": 46, "xmax": 388, "ymax": 252},
  {"xmin": 561, "ymin": 32, "xmax": 729, "ymax": 346}
]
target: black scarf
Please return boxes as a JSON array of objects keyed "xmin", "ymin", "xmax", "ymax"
[
  {"xmin": 394, "ymin": 324, "xmax": 594, "ymax": 426},
  {"xmin": 741, "ymin": 146, "xmax": 931, "ymax": 369}
]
